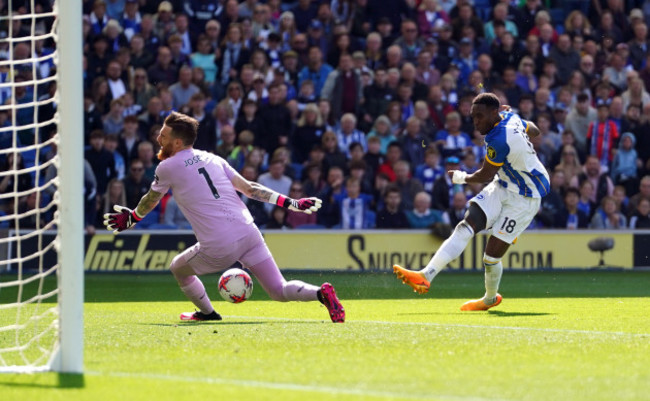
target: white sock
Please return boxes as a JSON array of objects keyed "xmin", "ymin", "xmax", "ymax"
[
  {"xmin": 180, "ymin": 276, "xmax": 214, "ymax": 315},
  {"xmin": 422, "ymin": 222, "xmax": 474, "ymax": 282},
  {"xmin": 483, "ymin": 254, "xmax": 503, "ymax": 304}
]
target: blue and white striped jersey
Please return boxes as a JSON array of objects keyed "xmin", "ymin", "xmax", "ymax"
[{"xmin": 484, "ymin": 111, "xmax": 550, "ymax": 199}]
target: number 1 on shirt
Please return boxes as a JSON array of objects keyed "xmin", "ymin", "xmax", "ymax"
[{"xmin": 198, "ymin": 167, "xmax": 220, "ymax": 200}]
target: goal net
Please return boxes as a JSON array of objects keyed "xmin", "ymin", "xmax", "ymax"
[{"xmin": 0, "ymin": 1, "xmax": 83, "ymax": 373}]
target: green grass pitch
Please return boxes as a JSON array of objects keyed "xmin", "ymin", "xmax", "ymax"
[{"xmin": 1, "ymin": 270, "xmax": 649, "ymax": 401}]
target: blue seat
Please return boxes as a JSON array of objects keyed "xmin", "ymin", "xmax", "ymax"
[{"xmin": 294, "ymin": 223, "xmax": 326, "ymax": 229}]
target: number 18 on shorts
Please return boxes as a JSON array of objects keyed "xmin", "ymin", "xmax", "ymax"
[{"xmin": 470, "ymin": 182, "xmax": 541, "ymax": 244}]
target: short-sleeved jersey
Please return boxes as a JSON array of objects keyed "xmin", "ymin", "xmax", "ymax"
[
  {"xmin": 484, "ymin": 111, "xmax": 550, "ymax": 199},
  {"xmin": 151, "ymin": 148, "xmax": 254, "ymax": 247}
]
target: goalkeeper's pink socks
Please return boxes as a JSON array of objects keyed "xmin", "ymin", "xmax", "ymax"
[
  {"xmin": 249, "ymin": 257, "xmax": 319, "ymax": 302},
  {"xmin": 179, "ymin": 276, "xmax": 215, "ymax": 315}
]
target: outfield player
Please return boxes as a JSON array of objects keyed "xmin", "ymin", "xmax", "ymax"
[
  {"xmin": 104, "ymin": 112, "xmax": 345, "ymax": 323},
  {"xmin": 394, "ymin": 93, "xmax": 549, "ymax": 311}
]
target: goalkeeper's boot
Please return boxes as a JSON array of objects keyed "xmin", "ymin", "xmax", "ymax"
[
  {"xmin": 393, "ymin": 265, "xmax": 430, "ymax": 294},
  {"xmin": 460, "ymin": 294, "xmax": 503, "ymax": 311},
  {"xmin": 180, "ymin": 310, "xmax": 223, "ymax": 321},
  {"xmin": 319, "ymin": 283, "xmax": 345, "ymax": 323}
]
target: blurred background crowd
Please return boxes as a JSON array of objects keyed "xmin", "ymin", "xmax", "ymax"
[{"xmin": 2, "ymin": 0, "xmax": 650, "ymax": 234}]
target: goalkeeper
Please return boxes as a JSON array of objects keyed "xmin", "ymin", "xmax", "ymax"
[{"xmin": 104, "ymin": 112, "xmax": 344, "ymax": 323}]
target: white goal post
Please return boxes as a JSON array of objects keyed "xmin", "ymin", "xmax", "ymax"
[{"xmin": 0, "ymin": 1, "xmax": 83, "ymax": 374}]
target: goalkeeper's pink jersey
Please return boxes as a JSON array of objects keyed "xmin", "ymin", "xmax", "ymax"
[{"xmin": 151, "ymin": 148, "xmax": 255, "ymax": 249}]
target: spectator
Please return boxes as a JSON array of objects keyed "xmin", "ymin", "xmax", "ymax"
[
  {"xmin": 85, "ymin": 130, "xmax": 117, "ymax": 196},
  {"xmin": 401, "ymin": 116, "xmax": 426, "ymax": 168},
  {"xmin": 406, "ymin": 191, "xmax": 444, "ymax": 229},
  {"xmin": 376, "ymin": 184, "xmax": 409, "ymax": 229},
  {"xmin": 570, "ymin": 155, "xmax": 614, "ymax": 206},
  {"xmin": 316, "ymin": 165, "xmax": 346, "ymax": 227},
  {"xmin": 106, "ymin": 59, "xmax": 127, "ymax": 100},
  {"xmin": 321, "ymin": 130, "xmax": 347, "ymax": 173},
  {"xmin": 147, "ymin": 46, "xmax": 178, "ymax": 86},
  {"xmin": 484, "ymin": 3, "xmax": 518, "ymax": 46},
  {"xmin": 621, "ymin": 77, "xmax": 650, "ymax": 112},
  {"xmin": 169, "ymin": 66, "xmax": 200, "ymax": 110},
  {"xmin": 190, "ymin": 35, "xmax": 218, "ymax": 85},
  {"xmin": 17, "ymin": 192, "xmax": 44, "ymax": 229},
  {"xmin": 235, "ymin": 98, "xmax": 261, "ymax": 136},
  {"xmin": 628, "ymin": 176, "xmax": 650, "ymax": 217},
  {"xmin": 298, "ymin": 46, "xmax": 333, "ymax": 97},
  {"xmin": 554, "ymin": 187, "xmax": 589, "ymax": 229},
  {"xmin": 161, "ymin": 194, "xmax": 191, "ymax": 229},
  {"xmin": 377, "ymin": 141, "xmax": 402, "ymax": 182},
  {"xmin": 321, "ymin": 54, "xmax": 362, "ymax": 122},
  {"xmin": 577, "ymin": 179, "xmax": 597, "ymax": 220},
  {"xmin": 237, "ymin": 163, "xmax": 270, "ymax": 227},
  {"xmin": 104, "ymin": 134, "xmax": 125, "ymax": 180},
  {"xmin": 431, "ymin": 156, "xmax": 463, "ymax": 211},
  {"xmin": 0, "ymin": 153, "xmax": 32, "ymax": 201},
  {"xmin": 255, "ymin": 83, "xmax": 291, "ymax": 154},
  {"xmin": 629, "ymin": 198, "xmax": 650, "ymax": 229},
  {"xmin": 138, "ymin": 96, "xmax": 165, "ymax": 138},
  {"xmin": 122, "ymin": 158, "xmax": 151, "ymax": 210},
  {"xmin": 629, "ymin": 22, "xmax": 650, "ymax": 71},
  {"xmin": 258, "ymin": 158, "xmax": 292, "ymax": 214},
  {"xmin": 217, "ymin": 23, "xmax": 251, "ymax": 86},
  {"xmin": 590, "ymin": 196, "xmax": 627, "ymax": 229},
  {"xmin": 84, "ymin": 93, "xmax": 104, "ymax": 144},
  {"xmin": 361, "ymin": 68, "xmax": 393, "ymax": 127},
  {"xmin": 265, "ymin": 206, "xmax": 291, "ymax": 229},
  {"xmin": 336, "ymin": 113, "xmax": 367, "ymax": 158},
  {"xmin": 587, "ymin": 99, "xmax": 619, "ymax": 170},
  {"xmin": 188, "ymin": 93, "xmax": 217, "ymax": 152},
  {"xmin": 393, "ymin": 19, "xmax": 425, "ymax": 64},
  {"xmin": 102, "ymin": 177, "xmax": 126, "ymax": 217},
  {"xmin": 415, "ymin": 146, "xmax": 443, "ymax": 194},
  {"xmin": 442, "ymin": 191, "xmax": 467, "ymax": 227},
  {"xmin": 435, "ymin": 111, "xmax": 472, "ymax": 159},
  {"xmin": 291, "ymin": 0, "xmax": 318, "ymax": 32},
  {"xmin": 303, "ymin": 161, "xmax": 326, "ymax": 197},
  {"xmin": 136, "ymin": 140, "xmax": 157, "ymax": 180},
  {"xmin": 364, "ymin": 136, "xmax": 383, "ymax": 177},
  {"xmin": 393, "ymin": 160, "xmax": 423, "ymax": 210},
  {"xmin": 334, "ymin": 177, "xmax": 374, "ymax": 229},
  {"xmin": 292, "ymin": 103, "xmax": 325, "ymax": 164},
  {"xmin": 610, "ymin": 132, "xmax": 640, "ymax": 194},
  {"xmin": 285, "ymin": 181, "xmax": 318, "ymax": 228},
  {"xmin": 565, "ymin": 93, "xmax": 597, "ymax": 153},
  {"xmin": 131, "ymin": 68, "xmax": 157, "ymax": 110}
]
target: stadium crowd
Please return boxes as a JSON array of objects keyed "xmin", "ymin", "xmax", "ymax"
[{"xmin": 2, "ymin": 0, "xmax": 650, "ymax": 233}]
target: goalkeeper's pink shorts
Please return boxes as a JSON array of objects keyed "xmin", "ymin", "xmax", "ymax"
[{"xmin": 177, "ymin": 226, "xmax": 272, "ymax": 275}]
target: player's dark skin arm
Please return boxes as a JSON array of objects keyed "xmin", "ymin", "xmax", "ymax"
[
  {"xmin": 135, "ymin": 189, "xmax": 164, "ymax": 217},
  {"xmin": 525, "ymin": 121, "xmax": 541, "ymax": 139}
]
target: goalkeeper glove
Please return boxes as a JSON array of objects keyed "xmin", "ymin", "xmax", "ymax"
[
  {"xmin": 103, "ymin": 205, "xmax": 143, "ymax": 234},
  {"xmin": 275, "ymin": 195, "xmax": 322, "ymax": 215}
]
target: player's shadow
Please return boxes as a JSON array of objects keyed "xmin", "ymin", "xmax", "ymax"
[
  {"xmin": 0, "ymin": 373, "xmax": 84, "ymax": 389},
  {"xmin": 487, "ymin": 310, "xmax": 553, "ymax": 317},
  {"xmin": 139, "ymin": 320, "xmax": 319, "ymax": 327}
]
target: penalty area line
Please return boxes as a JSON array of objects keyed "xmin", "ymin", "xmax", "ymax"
[
  {"xmin": 86, "ymin": 370, "xmax": 506, "ymax": 401},
  {"xmin": 226, "ymin": 315, "xmax": 650, "ymax": 338}
]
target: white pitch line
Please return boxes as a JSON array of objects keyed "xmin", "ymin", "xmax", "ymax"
[
  {"xmin": 86, "ymin": 370, "xmax": 507, "ymax": 401},
  {"xmin": 225, "ymin": 315, "xmax": 650, "ymax": 338}
]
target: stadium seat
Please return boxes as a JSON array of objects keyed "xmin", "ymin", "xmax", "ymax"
[
  {"xmin": 134, "ymin": 210, "xmax": 160, "ymax": 229},
  {"xmin": 147, "ymin": 223, "xmax": 178, "ymax": 230},
  {"xmin": 294, "ymin": 224, "xmax": 326, "ymax": 229}
]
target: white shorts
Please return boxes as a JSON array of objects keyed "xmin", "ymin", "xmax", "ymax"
[{"xmin": 470, "ymin": 181, "xmax": 541, "ymax": 244}]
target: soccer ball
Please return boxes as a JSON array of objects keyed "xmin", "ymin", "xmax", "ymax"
[{"xmin": 218, "ymin": 268, "xmax": 253, "ymax": 303}]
